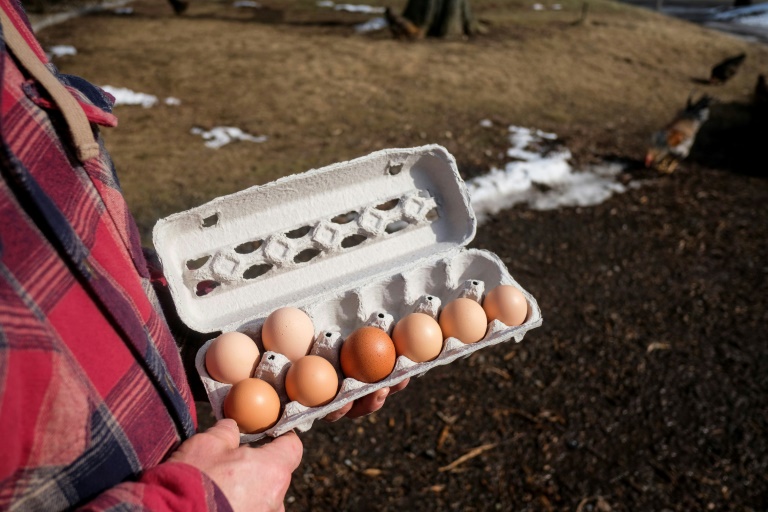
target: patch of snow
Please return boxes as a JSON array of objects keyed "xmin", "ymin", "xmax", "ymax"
[
  {"xmin": 467, "ymin": 126, "xmax": 630, "ymax": 221},
  {"xmin": 100, "ymin": 86, "xmax": 158, "ymax": 108},
  {"xmin": 355, "ymin": 16, "xmax": 387, "ymax": 32},
  {"xmin": 47, "ymin": 45, "xmax": 77, "ymax": 58},
  {"xmin": 317, "ymin": 1, "xmax": 384, "ymax": 13},
  {"xmin": 533, "ymin": 3, "xmax": 545, "ymax": 10},
  {"xmin": 733, "ymin": 12, "xmax": 768, "ymax": 27},
  {"xmin": 479, "ymin": 119, "xmax": 493, "ymax": 128},
  {"xmin": 191, "ymin": 127, "xmax": 268, "ymax": 149},
  {"xmin": 164, "ymin": 97, "xmax": 182, "ymax": 106},
  {"xmin": 234, "ymin": 0, "xmax": 261, "ymax": 8},
  {"xmin": 711, "ymin": 2, "xmax": 768, "ymax": 21}
]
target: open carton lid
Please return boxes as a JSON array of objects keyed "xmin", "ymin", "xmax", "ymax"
[{"xmin": 153, "ymin": 145, "xmax": 477, "ymax": 334}]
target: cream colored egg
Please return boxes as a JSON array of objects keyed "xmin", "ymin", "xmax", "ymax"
[
  {"xmin": 483, "ymin": 285, "xmax": 528, "ymax": 327},
  {"xmin": 261, "ymin": 307, "xmax": 315, "ymax": 362},
  {"xmin": 438, "ymin": 297, "xmax": 488, "ymax": 344},
  {"xmin": 204, "ymin": 331, "xmax": 261, "ymax": 384},
  {"xmin": 223, "ymin": 378, "xmax": 281, "ymax": 434},
  {"xmin": 392, "ymin": 312, "xmax": 444, "ymax": 362},
  {"xmin": 285, "ymin": 355, "xmax": 339, "ymax": 407}
]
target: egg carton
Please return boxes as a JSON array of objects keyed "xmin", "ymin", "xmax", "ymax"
[{"xmin": 153, "ymin": 145, "xmax": 542, "ymax": 443}]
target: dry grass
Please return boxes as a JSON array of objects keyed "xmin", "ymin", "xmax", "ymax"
[{"xmin": 34, "ymin": 0, "xmax": 768, "ymax": 241}]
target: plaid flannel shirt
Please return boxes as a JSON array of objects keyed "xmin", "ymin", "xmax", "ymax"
[{"xmin": 0, "ymin": 2, "xmax": 232, "ymax": 510}]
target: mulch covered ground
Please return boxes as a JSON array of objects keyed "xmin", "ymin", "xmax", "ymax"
[{"xmin": 284, "ymin": 163, "xmax": 767, "ymax": 511}]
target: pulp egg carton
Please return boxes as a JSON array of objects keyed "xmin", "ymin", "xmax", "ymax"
[{"xmin": 153, "ymin": 145, "xmax": 542, "ymax": 443}]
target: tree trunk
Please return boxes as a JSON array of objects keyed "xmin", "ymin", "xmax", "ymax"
[{"xmin": 402, "ymin": 0, "xmax": 478, "ymax": 38}]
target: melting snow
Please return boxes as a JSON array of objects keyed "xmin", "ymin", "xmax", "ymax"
[
  {"xmin": 234, "ymin": 1, "xmax": 261, "ymax": 7},
  {"xmin": 191, "ymin": 127, "xmax": 268, "ymax": 149},
  {"xmin": 467, "ymin": 126, "xmax": 630, "ymax": 220},
  {"xmin": 101, "ymin": 86, "xmax": 158, "ymax": 108},
  {"xmin": 100, "ymin": 86, "xmax": 181, "ymax": 108},
  {"xmin": 355, "ymin": 16, "xmax": 387, "ymax": 32},
  {"xmin": 317, "ymin": 1, "xmax": 385, "ymax": 13},
  {"xmin": 48, "ymin": 45, "xmax": 77, "ymax": 58}
]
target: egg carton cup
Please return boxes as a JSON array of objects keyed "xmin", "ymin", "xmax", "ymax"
[{"xmin": 154, "ymin": 145, "xmax": 542, "ymax": 443}]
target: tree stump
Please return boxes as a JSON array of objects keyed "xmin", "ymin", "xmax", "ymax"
[{"xmin": 401, "ymin": 0, "xmax": 479, "ymax": 38}]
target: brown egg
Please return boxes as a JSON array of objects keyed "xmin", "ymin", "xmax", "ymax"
[
  {"xmin": 285, "ymin": 355, "xmax": 339, "ymax": 407},
  {"xmin": 204, "ymin": 331, "xmax": 261, "ymax": 384},
  {"xmin": 392, "ymin": 313, "xmax": 444, "ymax": 362},
  {"xmin": 483, "ymin": 285, "xmax": 528, "ymax": 327},
  {"xmin": 223, "ymin": 378, "xmax": 281, "ymax": 434},
  {"xmin": 261, "ymin": 307, "xmax": 315, "ymax": 362},
  {"xmin": 340, "ymin": 326, "xmax": 396, "ymax": 383},
  {"xmin": 439, "ymin": 297, "xmax": 488, "ymax": 344}
]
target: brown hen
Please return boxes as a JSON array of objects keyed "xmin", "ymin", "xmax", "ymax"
[{"xmin": 645, "ymin": 95, "xmax": 712, "ymax": 174}]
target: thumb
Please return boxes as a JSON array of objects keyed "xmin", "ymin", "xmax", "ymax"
[
  {"xmin": 205, "ymin": 419, "xmax": 241, "ymax": 449},
  {"xmin": 257, "ymin": 431, "xmax": 303, "ymax": 472}
]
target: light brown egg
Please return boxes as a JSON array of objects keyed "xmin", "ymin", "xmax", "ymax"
[
  {"xmin": 340, "ymin": 326, "xmax": 396, "ymax": 383},
  {"xmin": 204, "ymin": 331, "xmax": 261, "ymax": 384},
  {"xmin": 438, "ymin": 297, "xmax": 488, "ymax": 344},
  {"xmin": 261, "ymin": 307, "xmax": 315, "ymax": 362},
  {"xmin": 483, "ymin": 285, "xmax": 528, "ymax": 327},
  {"xmin": 285, "ymin": 355, "xmax": 339, "ymax": 407},
  {"xmin": 223, "ymin": 378, "xmax": 281, "ymax": 434},
  {"xmin": 392, "ymin": 312, "xmax": 444, "ymax": 362}
]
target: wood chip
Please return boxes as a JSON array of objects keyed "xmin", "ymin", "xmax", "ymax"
[
  {"xmin": 436, "ymin": 425, "xmax": 451, "ymax": 451},
  {"xmin": 647, "ymin": 342, "xmax": 671, "ymax": 353},
  {"xmin": 438, "ymin": 443, "xmax": 497, "ymax": 472},
  {"xmin": 487, "ymin": 366, "xmax": 512, "ymax": 380},
  {"xmin": 360, "ymin": 468, "xmax": 383, "ymax": 477}
]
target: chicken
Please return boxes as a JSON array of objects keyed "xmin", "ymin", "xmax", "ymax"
[
  {"xmin": 755, "ymin": 74, "xmax": 768, "ymax": 108},
  {"xmin": 754, "ymin": 74, "xmax": 768, "ymax": 124},
  {"xmin": 710, "ymin": 53, "xmax": 746, "ymax": 84},
  {"xmin": 384, "ymin": 7, "xmax": 422, "ymax": 40},
  {"xmin": 645, "ymin": 95, "xmax": 712, "ymax": 174}
]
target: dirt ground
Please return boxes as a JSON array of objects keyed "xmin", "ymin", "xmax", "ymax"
[{"xmin": 27, "ymin": 0, "xmax": 768, "ymax": 510}]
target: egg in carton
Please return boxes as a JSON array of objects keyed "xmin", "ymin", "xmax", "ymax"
[{"xmin": 153, "ymin": 145, "xmax": 543, "ymax": 443}]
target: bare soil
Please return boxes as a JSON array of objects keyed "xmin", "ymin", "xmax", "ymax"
[{"xmin": 29, "ymin": 0, "xmax": 768, "ymax": 510}]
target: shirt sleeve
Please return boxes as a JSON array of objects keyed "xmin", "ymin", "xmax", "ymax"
[{"xmin": 77, "ymin": 462, "xmax": 233, "ymax": 512}]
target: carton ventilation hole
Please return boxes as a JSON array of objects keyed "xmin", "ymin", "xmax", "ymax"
[
  {"xmin": 427, "ymin": 296, "xmax": 433, "ymax": 301},
  {"xmin": 286, "ymin": 226, "xmax": 312, "ymax": 239},
  {"xmin": 385, "ymin": 220, "xmax": 409, "ymax": 234},
  {"xmin": 331, "ymin": 211, "xmax": 359, "ymax": 224},
  {"xmin": 186, "ymin": 255, "xmax": 210, "ymax": 270},
  {"xmin": 378, "ymin": 313, "xmax": 385, "ymax": 319},
  {"xmin": 201, "ymin": 214, "xmax": 219, "ymax": 228},
  {"xmin": 243, "ymin": 263, "xmax": 272, "ymax": 279},
  {"xmin": 472, "ymin": 281, "xmax": 479, "ymax": 285},
  {"xmin": 341, "ymin": 234, "xmax": 367, "ymax": 248},
  {"xmin": 388, "ymin": 164, "xmax": 403, "ymax": 175},
  {"xmin": 269, "ymin": 355, "xmax": 275, "ymax": 361},
  {"xmin": 294, "ymin": 248, "xmax": 321, "ymax": 263},
  {"xmin": 376, "ymin": 198, "xmax": 400, "ymax": 211},
  {"xmin": 235, "ymin": 240, "xmax": 263, "ymax": 254},
  {"xmin": 325, "ymin": 332, "xmax": 332, "ymax": 337},
  {"xmin": 196, "ymin": 280, "xmax": 220, "ymax": 296},
  {"xmin": 426, "ymin": 207, "xmax": 439, "ymax": 221}
]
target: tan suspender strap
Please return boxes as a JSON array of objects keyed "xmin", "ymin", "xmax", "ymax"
[{"xmin": 0, "ymin": 9, "xmax": 99, "ymax": 162}]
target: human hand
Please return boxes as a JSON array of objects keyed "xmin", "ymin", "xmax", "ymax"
[
  {"xmin": 322, "ymin": 377, "xmax": 410, "ymax": 422},
  {"xmin": 170, "ymin": 419, "xmax": 302, "ymax": 512}
]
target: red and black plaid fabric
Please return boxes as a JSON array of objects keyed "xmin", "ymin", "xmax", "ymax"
[{"xmin": 0, "ymin": 2, "xmax": 231, "ymax": 510}]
